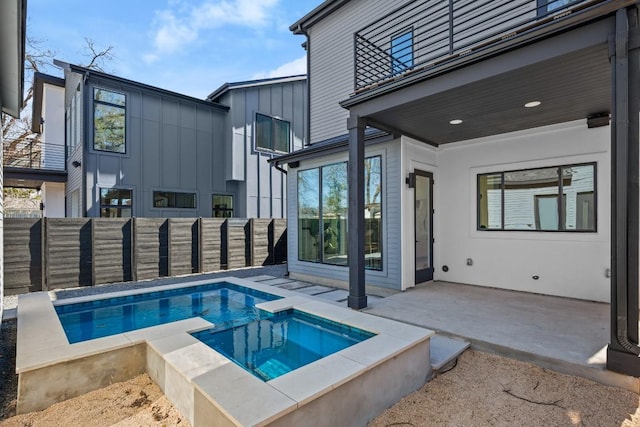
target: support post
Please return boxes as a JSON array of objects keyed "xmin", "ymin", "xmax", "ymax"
[
  {"xmin": 607, "ymin": 6, "xmax": 640, "ymax": 376},
  {"xmin": 347, "ymin": 115, "xmax": 367, "ymax": 309}
]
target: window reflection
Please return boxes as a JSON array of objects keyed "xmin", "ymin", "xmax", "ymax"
[
  {"xmin": 297, "ymin": 156, "xmax": 383, "ymax": 270},
  {"xmin": 298, "ymin": 168, "xmax": 320, "ymax": 262},
  {"xmin": 477, "ymin": 163, "xmax": 596, "ymax": 232},
  {"xmin": 322, "ymin": 163, "xmax": 348, "ymax": 266}
]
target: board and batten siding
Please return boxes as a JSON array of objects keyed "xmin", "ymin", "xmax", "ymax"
[
  {"xmin": 436, "ymin": 120, "xmax": 610, "ymax": 302},
  {"xmin": 218, "ymin": 79, "xmax": 307, "ymax": 218},
  {"xmin": 286, "ymin": 139, "xmax": 402, "ymax": 290},
  {"xmin": 82, "ymin": 76, "xmax": 227, "ymax": 218},
  {"xmin": 307, "ymin": 0, "xmax": 402, "ymax": 143}
]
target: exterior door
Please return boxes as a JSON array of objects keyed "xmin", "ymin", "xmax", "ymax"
[{"xmin": 415, "ymin": 170, "xmax": 433, "ymax": 283}]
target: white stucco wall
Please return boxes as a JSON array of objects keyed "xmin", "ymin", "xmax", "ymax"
[
  {"xmin": 41, "ymin": 83, "xmax": 65, "ymax": 170},
  {"xmin": 429, "ymin": 120, "xmax": 610, "ymax": 302}
]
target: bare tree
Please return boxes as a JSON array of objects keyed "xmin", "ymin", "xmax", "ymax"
[{"xmin": 2, "ymin": 36, "xmax": 114, "ymax": 168}]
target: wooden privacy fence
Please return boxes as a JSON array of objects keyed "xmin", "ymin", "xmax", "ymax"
[{"xmin": 4, "ymin": 217, "xmax": 287, "ymax": 294}]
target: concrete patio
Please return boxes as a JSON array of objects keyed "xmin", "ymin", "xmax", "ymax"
[{"xmin": 361, "ymin": 280, "xmax": 639, "ymax": 392}]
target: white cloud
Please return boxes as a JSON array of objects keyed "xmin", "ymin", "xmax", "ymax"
[
  {"xmin": 252, "ymin": 55, "xmax": 307, "ymax": 79},
  {"xmin": 147, "ymin": 0, "xmax": 280, "ymax": 59}
]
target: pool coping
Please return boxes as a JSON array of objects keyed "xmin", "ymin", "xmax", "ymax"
[{"xmin": 17, "ymin": 277, "xmax": 434, "ymax": 425}]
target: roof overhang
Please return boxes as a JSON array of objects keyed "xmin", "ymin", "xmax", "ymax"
[
  {"xmin": 0, "ymin": 0, "xmax": 27, "ymax": 118},
  {"xmin": 207, "ymin": 75, "xmax": 307, "ymax": 102},
  {"xmin": 271, "ymin": 129, "xmax": 392, "ymax": 166},
  {"xmin": 290, "ymin": 0, "xmax": 349, "ymax": 34},
  {"xmin": 344, "ymin": 15, "xmax": 617, "ymax": 145},
  {"xmin": 54, "ymin": 60, "xmax": 230, "ymax": 113}
]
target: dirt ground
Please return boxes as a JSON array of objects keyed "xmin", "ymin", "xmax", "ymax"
[
  {"xmin": 371, "ymin": 350, "xmax": 640, "ymax": 427},
  {"xmin": 1, "ymin": 310, "xmax": 639, "ymax": 427}
]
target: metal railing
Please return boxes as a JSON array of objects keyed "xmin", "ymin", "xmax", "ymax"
[
  {"xmin": 3, "ymin": 139, "xmax": 66, "ymax": 171},
  {"xmin": 354, "ymin": 0, "xmax": 600, "ymax": 92}
]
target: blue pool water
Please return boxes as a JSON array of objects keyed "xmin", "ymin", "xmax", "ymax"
[
  {"xmin": 55, "ymin": 282, "xmax": 280, "ymax": 343},
  {"xmin": 192, "ymin": 310, "xmax": 375, "ymax": 381}
]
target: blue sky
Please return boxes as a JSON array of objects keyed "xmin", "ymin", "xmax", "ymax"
[{"xmin": 27, "ymin": 0, "xmax": 322, "ymax": 98}]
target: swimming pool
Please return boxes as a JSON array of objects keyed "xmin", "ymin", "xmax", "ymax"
[
  {"xmin": 55, "ymin": 282, "xmax": 280, "ymax": 343},
  {"xmin": 16, "ymin": 277, "xmax": 434, "ymax": 426},
  {"xmin": 193, "ymin": 309, "xmax": 375, "ymax": 381}
]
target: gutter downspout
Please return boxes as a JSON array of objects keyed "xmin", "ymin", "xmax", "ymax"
[
  {"xmin": 297, "ymin": 24, "xmax": 311, "ymax": 147},
  {"xmin": 609, "ymin": 7, "xmax": 640, "ymax": 372}
]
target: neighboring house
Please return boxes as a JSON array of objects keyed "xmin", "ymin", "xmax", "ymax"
[
  {"xmin": 48, "ymin": 61, "xmax": 306, "ymax": 218},
  {"xmin": 0, "ymin": 0, "xmax": 27, "ymax": 321},
  {"xmin": 275, "ymin": 0, "xmax": 640, "ymax": 376},
  {"xmin": 207, "ymin": 75, "xmax": 307, "ymax": 218},
  {"xmin": 31, "ymin": 73, "xmax": 66, "ymax": 218}
]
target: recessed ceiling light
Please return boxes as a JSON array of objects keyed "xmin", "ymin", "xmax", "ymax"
[
  {"xmin": 524, "ymin": 101, "xmax": 541, "ymax": 108},
  {"xmin": 449, "ymin": 119, "xmax": 463, "ymax": 125}
]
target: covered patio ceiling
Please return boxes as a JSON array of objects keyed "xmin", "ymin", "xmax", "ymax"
[{"xmin": 344, "ymin": 17, "xmax": 613, "ymax": 146}]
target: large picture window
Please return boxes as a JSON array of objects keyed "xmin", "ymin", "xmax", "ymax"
[
  {"xmin": 297, "ymin": 156, "xmax": 382, "ymax": 270},
  {"xmin": 100, "ymin": 188, "xmax": 132, "ymax": 218},
  {"xmin": 478, "ymin": 163, "xmax": 596, "ymax": 232},
  {"xmin": 256, "ymin": 113, "xmax": 291, "ymax": 153},
  {"xmin": 94, "ymin": 88, "xmax": 126, "ymax": 153}
]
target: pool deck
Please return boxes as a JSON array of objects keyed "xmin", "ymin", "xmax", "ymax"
[{"xmin": 242, "ymin": 270, "xmax": 638, "ymax": 393}]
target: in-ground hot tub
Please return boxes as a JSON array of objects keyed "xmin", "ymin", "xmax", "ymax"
[{"xmin": 17, "ymin": 277, "xmax": 433, "ymax": 426}]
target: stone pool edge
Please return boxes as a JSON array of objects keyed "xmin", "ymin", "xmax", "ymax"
[{"xmin": 16, "ymin": 276, "xmax": 434, "ymax": 426}]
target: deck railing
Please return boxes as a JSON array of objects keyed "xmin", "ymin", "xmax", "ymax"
[
  {"xmin": 3, "ymin": 139, "xmax": 66, "ymax": 171},
  {"xmin": 354, "ymin": 0, "xmax": 601, "ymax": 92}
]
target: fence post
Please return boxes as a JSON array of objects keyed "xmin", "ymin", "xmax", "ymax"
[
  {"xmin": 42, "ymin": 217, "xmax": 48, "ymax": 291},
  {"xmin": 90, "ymin": 218, "xmax": 96, "ymax": 286},
  {"xmin": 168, "ymin": 218, "xmax": 173, "ymax": 277},
  {"xmin": 197, "ymin": 217, "xmax": 203, "ymax": 273},
  {"xmin": 131, "ymin": 217, "xmax": 137, "ymax": 282}
]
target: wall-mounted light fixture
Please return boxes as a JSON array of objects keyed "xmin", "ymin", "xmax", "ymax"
[
  {"xmin": 406, "ymin": 172, "xmax": 416, "ymax": 188},
  {"xmin": 587, "ymin": 113, "xmax": 610, "ymax": 128},
  {"xmin": 72, "ymin": 160, "xmax": 81, "ymax": 168},
  {"xmin": 288, "ymin": 161, "xmax": 300, "ymax": 169}
]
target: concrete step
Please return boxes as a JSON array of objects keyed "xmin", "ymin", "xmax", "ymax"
[{"xmin": 430, "ymin": 335, "xmax": 470, "ymax": 372}]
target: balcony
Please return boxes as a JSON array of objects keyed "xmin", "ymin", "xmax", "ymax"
[
  {"xmin": 354, "ymin": 0, "xmax": 608, "ymax": 93},
  {"xmin": 3, "ymin": 140, "xmax": 67, "ymax": 188}
]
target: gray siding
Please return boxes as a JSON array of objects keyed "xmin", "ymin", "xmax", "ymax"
[
  {"xmin": 65, "ymin": 71, "xmax": 84, "ymax": 217},
  {"xmin": 80, "ymin": 74, "xmax": 227, "ymax": 218},
  {"xmin": 219, "ymin": 78, "xmax": 307, "ymax": 218},
  {"xmin": 286, "ymin": 139, "xmax": 402, "ymax": 289},
  {"xmin": 308, "ymin": 0, "xmax": 401, "ymax": 143}
]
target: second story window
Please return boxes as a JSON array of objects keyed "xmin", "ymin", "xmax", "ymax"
[
  {"xmin": 255, "ymin": 113, "xmax": 291, "ymax": 153},
  {"xmin": 94, "ymin": 88, "xmax": 126, "ymax": 153},
  {"xmin": 390, "ymin": 29, "xmax": 413, "ymax": 75}
]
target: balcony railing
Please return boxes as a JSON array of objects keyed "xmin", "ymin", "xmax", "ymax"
[
  {"xmin": 3, "ymin": 140, "xmax": 66, "ymax": 171},
  {"xmin": 354, "ymin": 0, "xmax": 600, "ymax": 92}
]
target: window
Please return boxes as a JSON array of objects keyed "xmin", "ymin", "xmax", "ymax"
[
  {"xmin": 297, "ymin": 156, "xmax": 382, "ymax": 270},
  {"xmin": 537, "ymin": 0, "xmax": 574, "ymax": 15},
  {"xmin": 212, "ymin": 194, "xmax": 233, "ymax": 218},
  {"xmin": 478, "ymin": 163, "xmax": 596, "ymax": 232},
  {"xmin": 94, "ymin": 88, "xmax": 126, "ymax": 153},
  {"xmin": 390, "ymin": 29, "xmax": 413, "ymax": 75},
  {"xmin": 255, "ymin": 113, "xmax": 291, "ymax": 153},
  {"xmin": 153, "ymin": 191, "xmax": 196, "ymax": 209},
  {"xmin": 100, "ymin": 188, "xmax": 132, "ymax": 217}
]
